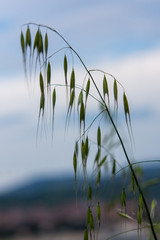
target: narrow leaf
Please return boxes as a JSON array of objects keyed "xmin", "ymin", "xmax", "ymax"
[{"xmin": 118, "ymin": 212, "xmax": 134, "ymax": 221}]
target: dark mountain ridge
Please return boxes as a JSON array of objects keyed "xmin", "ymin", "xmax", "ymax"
[{"xmin": 0, "ymin": 164, "xmax": 159, "ymax": 208}]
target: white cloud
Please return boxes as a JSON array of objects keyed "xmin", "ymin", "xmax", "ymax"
[{"xmin": 1, "ymin": 46, "xmax": 160, "ymax": 119}]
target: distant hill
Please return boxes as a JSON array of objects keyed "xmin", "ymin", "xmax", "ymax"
[
  {"xmin": 0, "ymin": 164, "xmax": 159, "ymax": 208},
  {"xmin": 0, "ymin": 164, "xmax": 159, "ymax": 237}
]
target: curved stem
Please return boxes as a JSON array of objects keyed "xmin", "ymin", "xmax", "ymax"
[
  {"xmin": 115, "ymin": 159, "xmax": 160, "ymax": 176},
  {"xmin": 25, "ymin": 22, "xmax": 157, "ymax": 239}
]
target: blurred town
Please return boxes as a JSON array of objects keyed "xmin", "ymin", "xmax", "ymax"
[{"xmin": 0, "ymin": 165, "xmax": 159, "ymax": 240}]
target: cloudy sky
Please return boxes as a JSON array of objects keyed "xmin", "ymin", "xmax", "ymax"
[{"xmin": 0, "ymin": 0, "xmax": 160, "ymax": 191}]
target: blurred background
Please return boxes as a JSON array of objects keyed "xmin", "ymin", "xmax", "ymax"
[{"xmin": 0, "ymin": 0, "xmax": 160, "ymax": 239}]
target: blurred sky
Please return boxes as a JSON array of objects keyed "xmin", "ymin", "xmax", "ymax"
[{"xmin": 0, "ymin": 0, "xmax": 160, "ymax": 191}]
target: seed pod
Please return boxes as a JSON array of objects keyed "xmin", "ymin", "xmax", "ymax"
[
  {"xmin": 44, "ymin": 32, "xmax": 48, "ymax": 57},
  {"xmin": 112, "ymin": 159, "xmax": 116, "ymax": 176},
  {"xmin": 151, "ymin": 199, "xmax": 156, "ymax": 218},
  {"xmin": 97, "ymin": 126, "xmax": 101, "ymax": 148},
  {"xmin": 85, "ymin": 137, "xmax": 89, "ymax": 159},
  {"xmin": 85, "ymin": 78, "xmax": 90, "ymax": 102},
  {"xmin": 137, "ymin": 206, "xmax": 141, "ymax": 225},
  {"xmin": 113, "ymin": 79, "xmax": 118, "ymax": 110},
  {"xmin": 38, "ymin": 31, "xmax": 43, "ymax": 54},
  {"xmin": 123, "ymin": 92, "xmax": 131, "ymax": 126},
  {"xmin": 64, "ymin": 55, "xmax": 68, "ymax": 85},
  {"xmin": 96, "ymin": 170, "xmax": 101, "ymax": 186},
  {"xmin": 78, "ymin": 90, "xmax": 83, "ymax": 110},
  {"xmin": 39, "ymin": 72, "xmax": 44, "ymax": 95},
  {"xmin": 26, "ymin": 26, "xmax": 31, "ymax": 48},
  {"xmin": 87, "ymin": 185, "xmax": 92, "ymax": 201},
  {"xmin": 69, "ymin": 90, "xmax": 75, "ymax": 109},
  {"xmin": 80, "ymin": 101, "xmax": 85, "ymax": 124},
  {"xmin": 70, "ymin": 68, "xmax": 75, "ymax": 92},
  {"xmin": 73, "ymin": 152, "xmax": 77, "ymax": 176},
  {"xmin": 40, "ymin": 94, "xmax": 45, "ymax": 114},
  {"xmin": 33, "ymin": 28, "xmax": 39, "ymax": 52},
  {"xmin": 81, "ymin": 140, "xmax": 85, "ymax": 163},
  {"xmin": 97, "ymin": 202, "xmax": 101, "ymax": 222},
  {"xmin": 47, "ymin": 62, "xmax": 51, "ymax": 85},
  {"xmin": 84, "ymin": 228, "xmax": 88, "ymax": 240},
  {"xmin": 90, "ymin": 210, "xmax": 94, "ymax": 230},
  {"xmin": 121, "ymin": 188, "xmax": 126, "ymax": 207},
  {"xmin": 52, "ymin": 88, "xmax": 56, "ymax": 110},
  {"xmin": 20, "ymin": 31, "xmax": 25, "ymax": 54},
  {"xmin": 87, "ymin": 207, "xmax": 91, "ymax": 226},
  {"xmin": 139, "ymin": 194, "xmax": 143, "ymax": 210},
  {"xmin": 103, "ymin": 75, "xmax": 109, "ymax": 100},
  {"xmin": 75, "ymin": 141, "xmax": 78, "ymax": 156},
  {"xmin": 113, "ymin": 79, "xmax": 118, "ymax": 103},
  {"xmin": 123, "ymin": 92, "xmax": 129, "ymax": 115}
]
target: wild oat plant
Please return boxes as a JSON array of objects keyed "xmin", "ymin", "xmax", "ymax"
[{"xmin": 20, "ymin": 23, "xmax": 159, "ymax": 240}]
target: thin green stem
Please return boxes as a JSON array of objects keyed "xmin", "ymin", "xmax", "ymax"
[
  {"xmin": 24, "ymin": 23, "xmax": 158, "ymax": 240},
  {"xmin": 77, "ymin": 109, "xmax": 106, "ymax": 142},
  {"xmin": 115, "ymin": 159, "xmax": 160, "ymax": 176}
]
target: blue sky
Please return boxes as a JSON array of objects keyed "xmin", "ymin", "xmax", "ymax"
[{"xmin": 0, "ymin": 0, "xmax": 160, "ymax": 191}]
